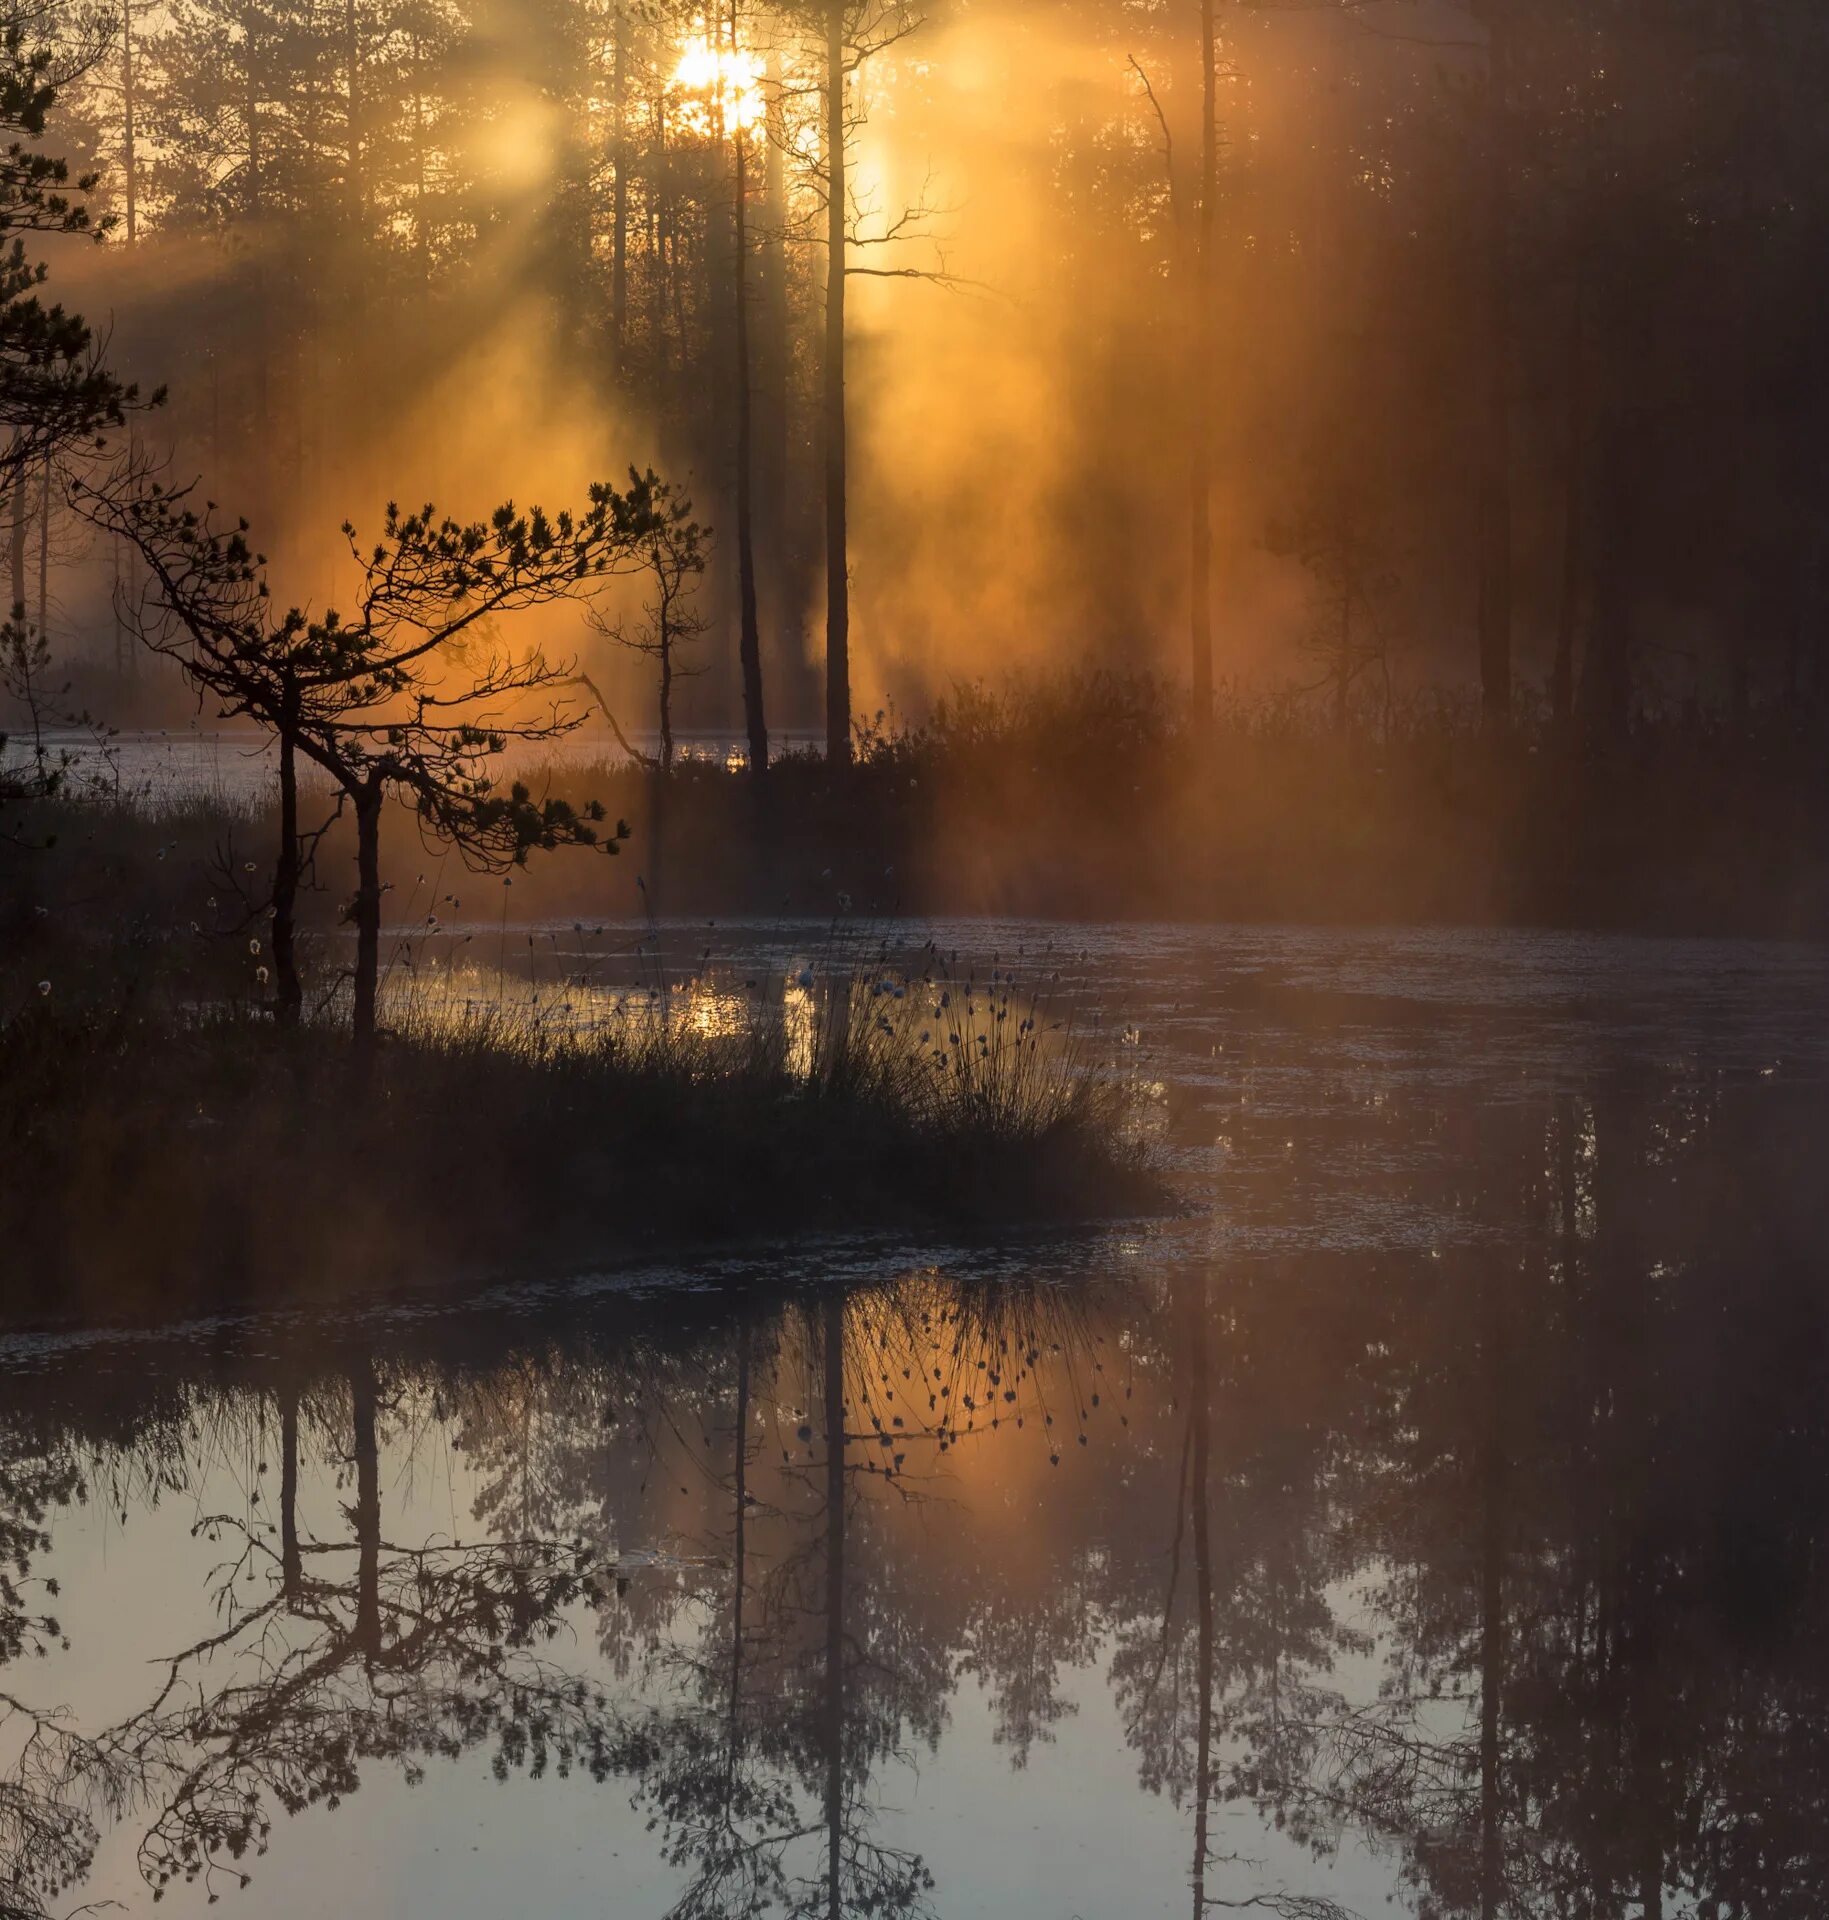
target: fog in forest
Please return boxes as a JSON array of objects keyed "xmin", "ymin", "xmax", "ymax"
[
  {"xmin": 31, "ymin": 0, "xmax": 1826, "ymax": 738},
  {"xmin": 8, "ymin": 9, "xmax": 1829, "ymax": 1911}
]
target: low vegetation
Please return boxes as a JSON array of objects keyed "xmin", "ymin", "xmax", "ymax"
[
  {"xmin": 13, "ymin": 667, "xmax": 1829, "ymax": 946},
  {"xmin": 0, "ymin": 955, "xmax": 1165, "ymax": 1326}
]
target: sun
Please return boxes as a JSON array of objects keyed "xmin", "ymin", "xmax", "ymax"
[{"xmin": 670, "ymin": 28, "xmax": 766, "ymax": 139}]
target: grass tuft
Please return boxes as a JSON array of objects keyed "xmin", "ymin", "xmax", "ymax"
[{"xmin": 0, "ymin": 954, "xmax": 1166, "ymax": 1327}]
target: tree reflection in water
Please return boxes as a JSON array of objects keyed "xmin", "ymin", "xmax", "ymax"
[
  {"xmin": 96, "ymin": 1357, "xmax": 622, "ymax": 1904},
  {"xmin": 0, "ymin": 1423, "xmax": 136, "ymax": 1920},
  {"xmin": 0, "ymin": 1056, "xmax": 1827, "ymax": 1915},
  {"xmin": 624, "ymin": 1279, "xmax": 1116, "ymax": 1920}
]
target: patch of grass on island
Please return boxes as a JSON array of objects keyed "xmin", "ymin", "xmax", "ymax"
[{"xmin": 0, "ymin": 964, "xmax": 1167, "ymax": 1325}]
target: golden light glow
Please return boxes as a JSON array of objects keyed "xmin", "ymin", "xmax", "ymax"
[{"xmin": 669, "ymin": 30, "xmax": 765, "ymax": 139}]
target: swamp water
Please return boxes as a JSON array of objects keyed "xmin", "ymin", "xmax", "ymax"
[{"xmin": 6, "ymin": 921, "xmax": 1829, "ymax": 1917}]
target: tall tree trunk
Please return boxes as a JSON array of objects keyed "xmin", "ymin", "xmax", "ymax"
[
  {"xmin": 1187, "ymin": 1271, "xmax": 1214, "ymax": 1918},
  {"xmin": 351, "ymin": 786, "xmax": 383, "ymax": 1054},
  {"xmin": 611, "ymin": 6, "xmax": 628, "ymax": 368},
  {"xmin": 822, "ymin": 1291, "xmax": 846, "ymax": 1920},
  {"xmin": 1188, "ymin": 0, "xmax": 1216, "ymax": 722},
  {"xmin": 659, "ymin": 629, "xmax": 675, "ymax": 773},
  {"xmin": 1477, "ymin": 2, "xmax": 1513, "ymax": 738},
  {"xmin": 350, "ymin": 1360, "xmax": 381, "ymax": 1664},
  {"xmin": 36, "ymin": 454, "xmax": 48, "ymax": 641},
  {"xmin": 1723, "ymin": 0, "xmax": 1763, "ymax": 728},
  {"xmin": 1551, "ymin": 254, "xmax": 1586, "ymax": 738},
  {"xmin": 760, "ymin": 52, "xmax": 791, "ymax": 650},
  {"xmin": 725, "ymin": 1318, "xmax": 750, "ymax": 1804},
  {"xmin": 343, "ymin": 0, "xmax": 365, "ymax": 384},
  {"xmin": 243, "ymin": 4, "xmax": 271, "ymax": 527},
  {"xmin": 411, "ymin": 29, "xmax": 430, "ymax": 290},
  {"xmin": 732, "ymin": 79, "xmax": 768, "ymax": 777},
  {"xmin": 272, "ymin": 711, "xmax": 303, "ymax": 1024},
  {"xmin": 122, "ymin": 0, "xmax": 138, "ymax": 244},
  {"xmin": 650, "ymin": 97, "xmax": 668, "ymax": 379},
  {"xmin": 279, "ymin": 1381, "xmax": 302, "ymax": 1602},
  {"xmin": 345, "ymin": 0, "xmax": 361, "ymax": 229},
  {"xmin": 823, "ymin": 0, "xmax": 850, "ymax": 770},
  {"xmin": 658, "ymin": 97, "xmax": 687, "ymax": 376},
  {"xmin": 243, "ymin": 3, "xmax": 260, "ymax": 206},
  {"xmin": 1478, "ymin": 1258, "xmax": 1507, "ymax": 1920},
  {"xmin": 111, "ymin": 533, "xmax": 126, "ymax": 675},
  {"xmin": 10, "ymin": 468, "xmax": 26, "ymax": 617}
]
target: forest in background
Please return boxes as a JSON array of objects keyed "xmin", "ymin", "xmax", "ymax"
[{"xmin": 13, "ymin": 0, "xmax": 1829, "ymax": 747}]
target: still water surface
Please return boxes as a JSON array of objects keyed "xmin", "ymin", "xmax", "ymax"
[{"xmin": 7, "ymin": 923, "xmax": 1829, "ymax": 1917}]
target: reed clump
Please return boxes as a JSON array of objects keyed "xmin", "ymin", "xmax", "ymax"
[{"xmin": 0, "ymin": 949, "xmax": 1165, "ymax": 1326}]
